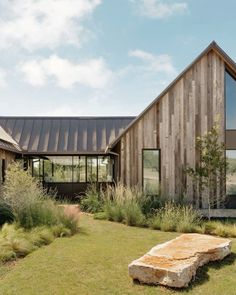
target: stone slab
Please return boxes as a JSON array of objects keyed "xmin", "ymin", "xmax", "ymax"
[{"xmin": 128, "ymin": 233, "xmax": 231, "ymax": 288}]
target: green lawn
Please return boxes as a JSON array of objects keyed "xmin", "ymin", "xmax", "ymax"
[{"xmin": 0, "ymin": 215, "xmax": 235, "ymax": 295}]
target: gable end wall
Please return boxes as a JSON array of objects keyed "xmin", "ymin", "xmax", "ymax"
[{"xmin": 115, "ymin": 50, "xmax": 225, "ymax": 208}]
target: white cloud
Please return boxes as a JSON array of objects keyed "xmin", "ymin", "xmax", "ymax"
[
  {"xmin": 0, "ymin": 0, "xmax": 101, "ymax": 50},
  {"xmin": 131, "ymin": 0, "xmax": 188, "ymax": 19},
  {"xmin": 0, "ymin": 68, "xmax": 7, "ymax": 87},
  {"xmin": 19, "ymin": 55, "xmax": 113, "ymax": 89},
  {"xmin": 129, "ymin": 49, "xmax": 177, "ymax": 75}
]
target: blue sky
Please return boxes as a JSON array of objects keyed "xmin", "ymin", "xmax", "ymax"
[{"xmin": 0, "ymin": 0, "xmax": 236, "ymax": 116}]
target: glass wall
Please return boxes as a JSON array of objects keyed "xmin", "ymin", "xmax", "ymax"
[
  {"xmin": 226, "ymin": 71, "xmax": 236, "ymax": 129},
  {"xmin": 73, "ymin": 156, "xmax": 86, "ymax": 182},
  {"xmin": 31, "ymin": 155, "xmax": 113, "ymax": 183},
  {"xmin": 143, "ymin": 150, "xmax": 160, "ymax": 195},
  {"xmin": 98, "ymin": 156, "xmax": 113, "ymax": 182},
  {"xmin": 226, "ymin": 150, "xmax": 236, "ymax": 195}
]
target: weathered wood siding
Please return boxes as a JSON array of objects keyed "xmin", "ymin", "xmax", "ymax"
[
  {"xmin": 115, "ymin": 50, "xmax": 225, "ymax": 208},
  {"xmin": 0, "ymin": 148, "xmax": 15, "ymax": 166},
  {"xmin": 0, "ymin": 148, "xmax": 16, "ymax": 189}
]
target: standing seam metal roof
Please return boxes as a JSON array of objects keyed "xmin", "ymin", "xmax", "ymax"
[{"xmin": 0, "ymin": 117, "xmax": 135, "ymax": 154}]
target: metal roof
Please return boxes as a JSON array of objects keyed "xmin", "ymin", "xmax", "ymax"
[
  {"xmin": 0, "ymin": 117, "xmax": 135, "ymax": 154},
  {"xmin": 0, "ymin": 139, "xmax": 21, "ymax": 153}
]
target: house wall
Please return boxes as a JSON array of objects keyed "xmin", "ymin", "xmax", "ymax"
[
  {"xmin": 0, "ymin": 148, "xmax": 16, "ymax": 166},
  {"xmin": 0, "ymin": 148, "xmax": 16, "ymax": 189},
  {"xmin": 114, "ymin": 49, "xmax": 226, "ymax": 209}
]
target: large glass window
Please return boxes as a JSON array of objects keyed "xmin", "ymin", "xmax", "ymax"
[
  {"xmin": 226, "ymin": 150, "xmax": 236, "ymax": 195},
  {"xmin": 29, "ymin": 155, "xmax": 114, "ymax": 183},
  {"xmin": 226, "ymin": 71, "xmax": 236, "ymax": 129},
  {"xmin": 87, "ymin": 157, "xmax": 97, "ymax": 182},
  {"xmin": 143, "ymin": 150, "xmax": 160, "ymax": 195},
  {"xmin": 43, "ymin": 159, "xmax": 53, "ymax": 182},
  {"xmin": 47, "ymin": 156, "xmax": 73, "ymax": 182},
  {"xmin": 73, "ymin": 156, "xmax": 86, "ymax": 182},
  {"xmin": 98, "ymin": 156, "xmax": 113, "ymax": 182},
  {"xmin": 32, "ymin": 159, "xmax": 43, "ymax": 178}
]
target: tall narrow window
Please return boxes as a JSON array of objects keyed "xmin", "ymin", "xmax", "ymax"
[
  {"xmin": 226, "ymin": 150, "xmax": 236, "ymax": 195},
  {"xmin": 47, "ymin": 156, "xmax": 73, "ymax": 182},
  {"xmin": 87, "ymin": 157, "xmax": 97, "ymax": 182},
  {"xmin": 73, "ymin": 156, "xmax": 86, "ymax": 182},
  {"xmin": 98, "ymin": 156, "xmax": 113, "ymax": 182},
  {"xmin": 226, "ymin": 71, "xmax": 236, "ymax": 129},
  {"xmin": 143, "ymin": 150, "xmax": 160, "ymax": 195}
]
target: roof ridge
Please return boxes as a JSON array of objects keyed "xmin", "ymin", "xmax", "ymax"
[{"xmin": 109, "ymin": 41, "xmax": 236, "ymax": 148}]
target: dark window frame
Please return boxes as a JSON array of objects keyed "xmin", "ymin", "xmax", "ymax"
[
  {"xmin": 225, "ymin": 66, "xmax": 236, "ymax": 196},
  {"xmin": 30, "ymin": 155, "xmax": 114, "ymax": 184},
  {"xmin": 142, "ymin": 148, "xmax": 161, "ymax": 195}
]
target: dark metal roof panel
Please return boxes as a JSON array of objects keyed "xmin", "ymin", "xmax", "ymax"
[
  {"xmin": 0, "ymin": 117, "xmax": 135, "ymax": 154},
  {"xmin": 0, "ymin": 139, "xmax": 21, "ymax": 153}
]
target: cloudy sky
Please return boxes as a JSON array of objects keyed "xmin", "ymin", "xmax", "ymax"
[{"xmin": 0, "ymin": 0, "xmax": 236, "ymax": 116}]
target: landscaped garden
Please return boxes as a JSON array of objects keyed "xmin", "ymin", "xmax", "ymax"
[
  {"xmin": 0, "ymin": 163, "xmax": 79, "ymax": 264},
  {"xmin": 0, "ymin": 214, "xmax": 235, "ymax": 295}
]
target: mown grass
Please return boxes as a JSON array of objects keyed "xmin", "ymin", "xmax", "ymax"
[{"xmin": 0, "ymin": 214, "xmax": 235, "ymax": 295}]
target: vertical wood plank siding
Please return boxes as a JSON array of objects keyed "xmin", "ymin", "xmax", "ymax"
[{"xmin": 116, "ymin": 50, "xmax": 225, "ymax": 208}]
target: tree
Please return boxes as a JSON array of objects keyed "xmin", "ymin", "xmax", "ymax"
[{"xmin": 186, "ymin": 122, "xmax": 227, "ymax": 220}]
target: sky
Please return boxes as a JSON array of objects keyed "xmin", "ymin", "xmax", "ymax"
[{"xmin": 0, "ymin": 0, "xmax": 236, "ymax": 117}]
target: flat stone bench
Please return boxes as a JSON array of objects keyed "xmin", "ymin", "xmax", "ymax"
[{"xmin": 129, "ymin": 233, "xmax": 231, "ymax": 288}]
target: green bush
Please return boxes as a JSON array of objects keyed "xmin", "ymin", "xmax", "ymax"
[
  {"xmin": 204, "ymin": 221, "xmax": 236, "ymax": 238},
  {"xmin": 1, "ymin": 163, "xmax": 79, "ymax": 234},
  {"xmin": 150, "ymin": 202, "xmax": 201, "ymax": 233},
  {"xmin": 123, "ymin": 201, "xmax": 145, "ymax": 227},
  {"xmin": 101, "ymin": 184, "xmax": 146, "ymax": 226},
  {"xmin": 0, "ymin": 201, "xmax": 14, "ymax": 226},
  {"xmin": 80, "ymin": 184, "xmax": 102, "ymax": 213}
]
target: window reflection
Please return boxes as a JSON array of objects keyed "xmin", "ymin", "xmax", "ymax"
[
  {"xmin": 226, "ymin": 150, "xmax": 236, "ymax": 195},
  {"xmin": 73, "ymin": 156, "xmax": 86, "ymax": 182},
  {"xmin": 87, "ymin": 157, "xmax": 97, "ymax": 182},
  {"xmin": 98, "ymin": 156, "xmax": 113, "ymax": 182},
  {"xmin": 30, "ymin": 155, "xmax": 113, "ymax": 183},
  {"xmin": 143, "ymin": 150, "xmax": 160, "ymax": 195},
  {"xmin": 226, "ymin": 71, "xmax": 236, "ymax": 129}
]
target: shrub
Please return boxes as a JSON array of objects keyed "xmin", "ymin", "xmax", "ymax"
[
  {"xmin": 204, "ymin": 221, "xmax": 236, "ymax": 238},
  {"xmin": 150, "ymin": 202, "xmax": 201, "ymax": 233},
  {"xmin": 1, "ymin": 163, "xmax": 79, "ymax": 234},
  {"xmin": 80, "ymin": 184, "xmax": 102, "ymax": 213},
  {"xmin": 104, "ymin": 202, "xmax": 124, "ymax": 222},
  {"xmin": 122, "ymin": 201, "xmax": 145, "ymax": 226},
  {"xmin": 101, "ymin": 184, "xmax": 146, "ymax": 226},
  {"xmin": 0, "ymin": 201, "xmax": 14, "ymax": 226}
]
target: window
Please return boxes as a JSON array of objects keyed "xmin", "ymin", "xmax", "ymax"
[
  {"xmin": 29, "ymin": 155, "xmax": 114, "ymax": 183},
  {"xmin": 32, "ymin": 159, "xmax": 43, "ymax": 178},
  {"xmin": 226, "ymin": 150, "xmax": 236, "ymax": 195},
  {"xmin": 143, "ymin": 150, "xmax": 160, "ymax": 195},
  {"xmin": 98, "ymin": 156, "xmax": 113, "ymax": 182},
  {"xmin": 73, "ymin": 156, "xmax": 86, "ymax": 182},
  {"xmin": 87, "ymin": 157, "xmax": 97, "ymax": 182},
  {"xmin": 47, "ymin": 156, "xmax": 73, "ymax": 183},
  {"xmin": 226, "ymin": 71, "xmax": 236, "ymax": 129}
]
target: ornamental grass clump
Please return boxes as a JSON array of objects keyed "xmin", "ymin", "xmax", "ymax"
[
  {"xmin": 0, "ymin": 162, "xmax": 79, "ymax": 264},
  {"xmin": 1, "ymin": 162, "xmax": 79, "ymax": 234},
  {"xmin": 150, "ymin": 201, "xmax": 201, "ymax": 233},
  {"xmin": 101, "ymin": 183, "xmax": 146, "ymax": 227},
  {"xmin": 80, "ymin": 183, "xmax": 102, "ymax": 213}
]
